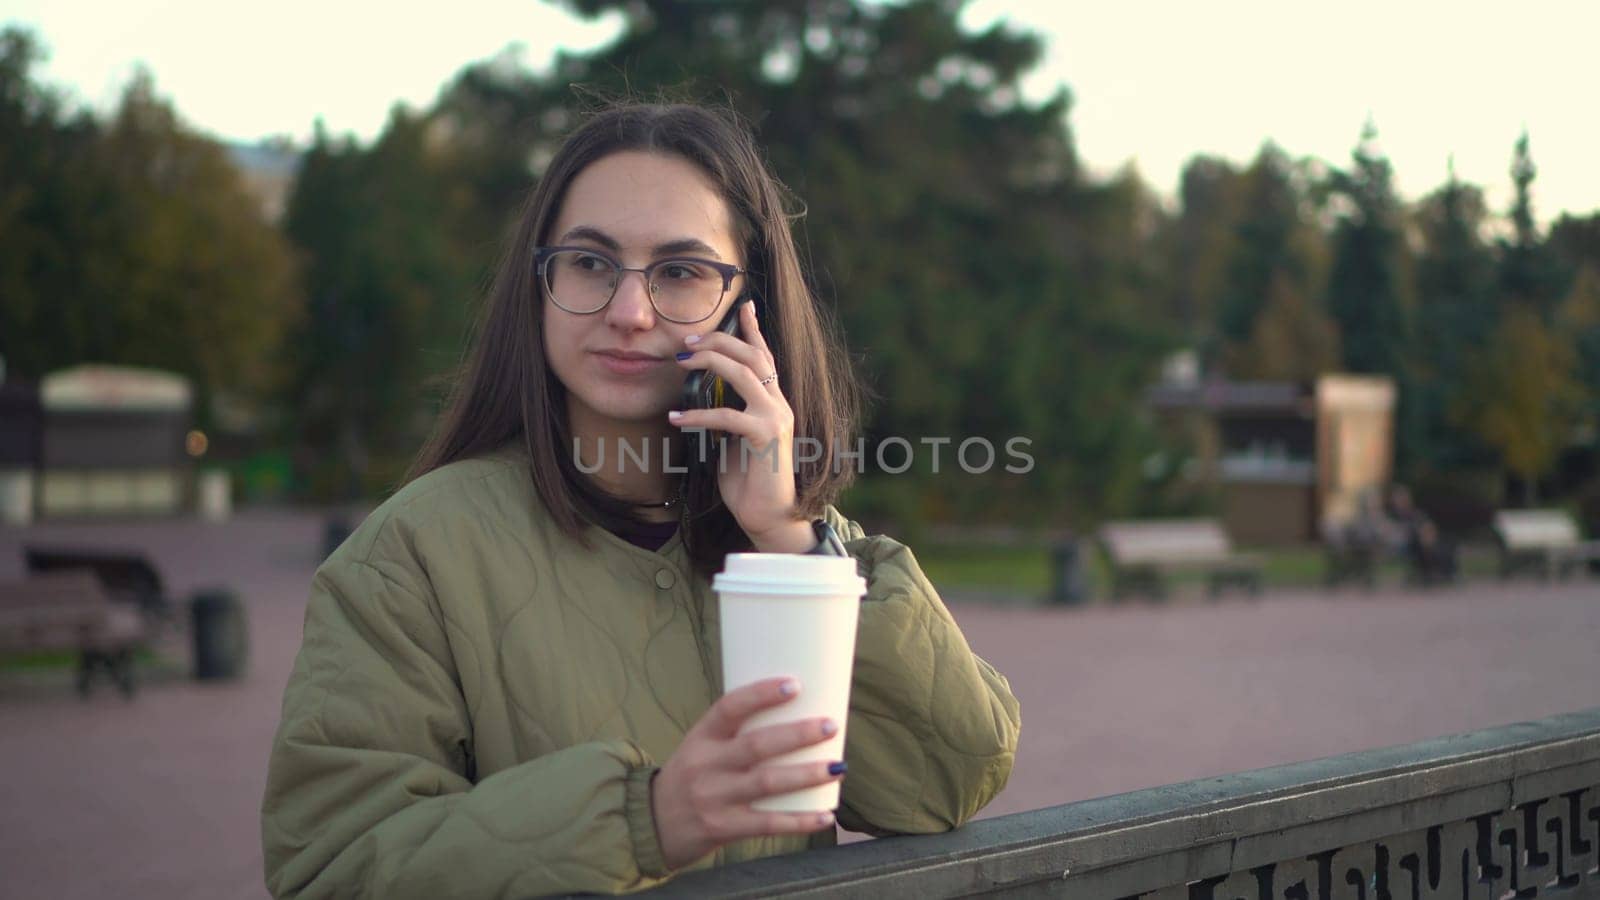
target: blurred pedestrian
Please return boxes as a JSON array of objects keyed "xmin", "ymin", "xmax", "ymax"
[{"xmin": 1385, "ymin": 484, "xmax": 1458, "ymax": 586}]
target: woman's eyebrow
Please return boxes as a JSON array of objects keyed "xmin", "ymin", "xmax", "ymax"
[
  {"xmin": 652, "ymin": 238, "xmax": 723, "ymax": 259},
  {"xmin": 559, "ymin": 226, "xmax": 723, "ymax": 260},
  {"xmin": 559, "ymin": 226, "xmax": 620, "ymax": 250}
]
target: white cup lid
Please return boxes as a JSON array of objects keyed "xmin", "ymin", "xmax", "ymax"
[{"xmin": 713, "ymin": 552, "xmax": 867, "ymax": 597}]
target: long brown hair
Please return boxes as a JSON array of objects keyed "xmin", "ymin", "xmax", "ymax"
[{"xmin": 407, "ymin": 102, "xmax": 862, "ymax": 577}]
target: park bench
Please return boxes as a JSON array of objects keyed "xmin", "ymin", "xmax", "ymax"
[
  {"xmin": 1098, "ymin": 518, "xmax": 1263, "ymax": 601},
  {"xmin": 0, "ymin": 571, "xmax": 147, "ymax": 697},
  {"xmin": 25, "ymin": 547, "xmax": 172, "ymax": 627},
  {"xmin": 1493, "ymin": 508, "xmax": 1600, "ymax": 580}
]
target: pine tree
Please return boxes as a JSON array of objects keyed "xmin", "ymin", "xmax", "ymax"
[
  {"xmin": 1412, "ymin": 162, "xmax": 1498, "ymax": 472},
  {"xmin": 1325, "ymin": 120, "xmax": 1411, "ymax": 378},
  {"xmin": 281, "ymin": 111, "xmax": 480, "ymax": 496},
  {"xmin": 1324, "ymin": 121, "xmax": 1422, "ymax": 477},
  {"xmin": 1497, "ymin": 131, "xmax": 1565, "ymax": 316},
  {"xmin": 1161, "ymin": 156, "xmax": 1243, "ymax": 352},
  {"xmin": 1204, "ymin": 144, "xmax": 1332, "ymax": 381}
]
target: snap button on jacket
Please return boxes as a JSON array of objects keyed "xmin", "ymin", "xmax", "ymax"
[{"xmin": 261, "ymin": 452, "xmax": 1021, "ymax": 899}]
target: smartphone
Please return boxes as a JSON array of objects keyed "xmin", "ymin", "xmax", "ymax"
[{"xmin": 680, "ymin": 295, "xmax": 751, "ymax": 413}]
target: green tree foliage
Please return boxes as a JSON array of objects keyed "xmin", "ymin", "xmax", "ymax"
[
  {"xmin": 1556, "ymin": 264, "xmax": 1600, "ymax": 430},
  {"xmin": 1549, "ymin": 212, "xmax": 1600, "ymax": 416},
  {"xmin": 1211, "ymin": 145, "xmax": 1332, "ymax": 377},
  {"xmin": 1325, "ymin": 121, "xmax": 1412, "ymax": 379},
  {"xmin": 93, "ymin": 74, "xmax": 302, "ymax": 405},
  {"xmin": 1550, "ymin": 211, "xmax": 1600, "ymax": 273},
  {"xmin": 1498, "ymin": 132, "xmax": 1567, "ymax": 315},
  {"xmin": 1462, "ymin": 134, "xmax": 1594, "ymax": 499},
  {"xmin": 1157, "ymin": 149, "xmax": 1339, "ymax": 380},
  {"xmin": 0, "ymin": 27, "xmax": 300, "ymax": 417},
  {"xmin": 1410, "ymin": 165, "xmax": 1498, "ymax": 472},
  {"xmin": 281, "ymin": 111, "xmax": 483, "ymax": 496},
  {"xmin": 1454, "ymin": 308, "xmax": 1585, "ymax": 504},
  {"xmin": 1324, "ymin": 122, "xmax": 1423, "ymax": 478},
  {"xmin": 1222, "ymin": 270, "xmax": 1340, "ymax": 381},
  {"xmin": 1160, "ymin": 156, "xmax": 1243, "ymax": 345},
  {"xmin": 0, "ymin": 27, "xmax": 103, "ymax": 377}
]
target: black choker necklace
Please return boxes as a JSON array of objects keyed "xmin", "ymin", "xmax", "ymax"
[{"xmin": 638, "ymin": 478, "xmax": 687, "ymax": 510}]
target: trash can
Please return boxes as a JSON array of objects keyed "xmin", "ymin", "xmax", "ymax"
[
  {"xmin": 191, "ymin": 589, "xmax": 248, "ymax": 680},
  {"xmin": 322, "ymin": 515, "xmax": 354, "ymax": 561},
  {"xmin": 1048, "ymin": 539, "xmax": 1092, "ymax": 606}
]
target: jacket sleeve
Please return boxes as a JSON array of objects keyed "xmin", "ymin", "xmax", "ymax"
[
  {"xmin": 823, "ymin": 507, "xmax": 1021, "ymax": 836},
  {"xmin": 261, "ymin": 553, "xmax": 673, "ymax": 899}
]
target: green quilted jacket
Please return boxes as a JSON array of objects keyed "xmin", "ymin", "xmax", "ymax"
[{"xmin": 261, "ymin": 450, "xmax": 1020, "ymax": 898}]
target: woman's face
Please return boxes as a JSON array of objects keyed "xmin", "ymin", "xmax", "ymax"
[{"xmin": 542, "ymin": 151, "xmax": 745, "ymax": 435}]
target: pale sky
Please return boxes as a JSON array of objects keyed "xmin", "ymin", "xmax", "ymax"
[{"xmin": 5, "ymin": 0, "xmax": 1598, "ymax": 222}]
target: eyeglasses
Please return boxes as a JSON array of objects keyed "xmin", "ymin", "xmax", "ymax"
[{"xmin": 534, "ymin": 246, "xmax": 745, "ymax": 324}]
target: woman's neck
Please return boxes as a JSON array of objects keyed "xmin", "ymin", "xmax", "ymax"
[{"xmin": 568, "ymin": 407, "xmax": 682, "ymax": 523}]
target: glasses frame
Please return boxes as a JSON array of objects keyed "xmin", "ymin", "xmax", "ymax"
[{"xmin": 534, "ymin": 245, "xmax": 746, "ymax": 325}]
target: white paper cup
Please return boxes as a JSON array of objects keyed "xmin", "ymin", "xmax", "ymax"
[{"xmin": 713, "ymin": 552, "xmax": 866, "ymax": 812}]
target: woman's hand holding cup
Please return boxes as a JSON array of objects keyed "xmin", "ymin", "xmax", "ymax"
[{"xmin": 650, "ymin": 676, "xmax": 844, "ymax": 871}]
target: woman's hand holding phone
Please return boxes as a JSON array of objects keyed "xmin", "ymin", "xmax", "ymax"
[{"xmin": 670, "ymin": 299, "xmax": 814, "ymax": 553}]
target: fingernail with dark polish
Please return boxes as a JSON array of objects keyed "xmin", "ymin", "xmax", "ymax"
[
  {"xmin": 675, "ymin": 351, "xmax": 694, "ymax": 361},
  {"xmin": 828, "ymin": 761, "xmax": 847, "ymax": 776}
]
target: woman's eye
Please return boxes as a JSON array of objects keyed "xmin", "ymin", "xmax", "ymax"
[
  {"xmin": 575, "ymin": 254, "xmax": 610, "ymax": 272},
  {"xmin": 661, "ymin": 262, "xmax": 708, "ymax": 281}
]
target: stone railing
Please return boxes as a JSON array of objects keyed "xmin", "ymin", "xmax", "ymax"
[{"xmin": 640, "ymin": 707, "xmax": 1600, "ymax": 898}]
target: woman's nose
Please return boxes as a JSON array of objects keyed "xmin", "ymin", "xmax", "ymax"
[{"xmin": 605, "ymin": 271, "xmax": 657, "ymax": 328}]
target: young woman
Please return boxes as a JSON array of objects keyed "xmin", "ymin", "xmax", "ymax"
[{"xmin": 261, "ymin": 103, "xmax": 1020, "ymax": 899}]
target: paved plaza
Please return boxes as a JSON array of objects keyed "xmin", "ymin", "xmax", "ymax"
[{"xmin": 2, "ymin": 510, "xmax": 1597, "ymax": 899}]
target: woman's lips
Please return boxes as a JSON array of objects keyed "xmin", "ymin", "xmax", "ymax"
[{"xmin": 593, "ymin": 351, "xmax": 665, "ymax": 376}]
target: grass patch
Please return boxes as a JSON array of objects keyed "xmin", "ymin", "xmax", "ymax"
[
  {"xmin": 914, "ymin": 538, "xmax": 1512, "ymax": 600},
  {"xmin": 1256, "ymin": 546, "xmax": 1326, "ymax": 585},
  {"xmin": 0, "ymin": 649, "xmax": 78, "ymax": 672},
  {"xmin": 915, "ymin": 541, "xmax": 1053, "ymax": 594},
  {"xmin": 0, "ymin": 646, "xmax": 164, "ymax": 673}
]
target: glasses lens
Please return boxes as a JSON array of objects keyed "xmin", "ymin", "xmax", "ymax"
[
  {"xmin": 649, "ymin": 259, "xmax": 725, "ymax": 323},
  {"xmin": 545, "ymin": 251, "xmax": 617, "ymax": 313}
]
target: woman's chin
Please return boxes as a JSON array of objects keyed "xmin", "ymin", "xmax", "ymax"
[
  {"xmin": 564, "ymin": 371, "xmax": 680, "ymax": 426},
  {"xmin": 585, "ymin": 395, "xmax": 676, "ymax": 427}
]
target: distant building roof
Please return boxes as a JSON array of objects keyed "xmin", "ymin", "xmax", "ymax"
[
  {"xmin": 41, "ymin": 366, "xmax": 191, "ymax": 413},
  {"xmin": 1147, "ymin": 379, "xmax": 1312, "ymax": 416}
]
